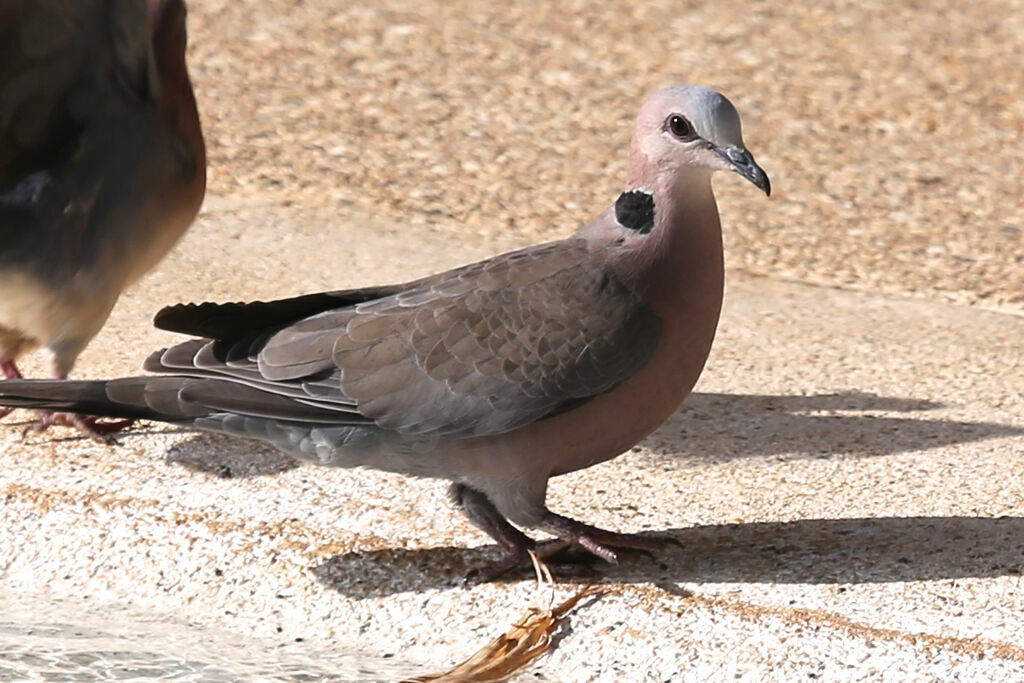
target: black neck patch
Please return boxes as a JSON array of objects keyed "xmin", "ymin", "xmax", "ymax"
[{"xmin": 614, "ymin": 190, "xmax": 655, "ymax": 234}]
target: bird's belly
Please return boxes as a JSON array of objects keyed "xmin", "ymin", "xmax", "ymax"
[
  {"xmin": 0, "ymin": 272, "xmax": 66, "ymax": 344},
  {"xmin": 113, "ymin": 210, "xmax": 196, "ymax": 289},
  {"xmin": 541, "ymin": 346, "xmax": 710, "ymax": 476},
  {"xmin": 0, "ymin": 270, "xmax": 114, "ymax": 355}
]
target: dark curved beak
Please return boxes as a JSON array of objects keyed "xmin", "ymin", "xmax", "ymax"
[{"xmin": 715, "ymin": 146, "xmax": 771, "ymax": 197}]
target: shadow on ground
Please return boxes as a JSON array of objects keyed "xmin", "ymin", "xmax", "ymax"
[
  {"xmin": 644, "ymin": 391, "xmax": 1023, "ymax": 461},
  {"xmin": 163, "ymin": 432, "xmax": 299, "ymax": 478},
  {"xmin": 313, "ymin": 515, "xmax": 1024, "ymax": 598}
]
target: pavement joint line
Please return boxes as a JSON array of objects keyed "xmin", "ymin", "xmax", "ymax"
[
  {"xmin": 0, "ymin": 482, "xmax": 386, "ymax": 560},
  {"xmin": 626, "ymin": 583, "xmax": 1024, "ymax": 662},
  {"xmin": 726, "ymin": 268, "xmax": 1024, "ymax": 320}
]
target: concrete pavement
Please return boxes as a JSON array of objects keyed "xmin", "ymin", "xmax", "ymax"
[{"xmin": 1, "ymin": 204, "xmax": 1022, "ymax": 680}]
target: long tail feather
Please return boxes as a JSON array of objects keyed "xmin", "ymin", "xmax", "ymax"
[{"xmin": 0, "ymin": 378, "xmax": 177, "ymax": 421}]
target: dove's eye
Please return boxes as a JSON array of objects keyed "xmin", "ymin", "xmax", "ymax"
[{"xmin": 666, "ymin": 114, "xmax": 696, "ymax": 140}]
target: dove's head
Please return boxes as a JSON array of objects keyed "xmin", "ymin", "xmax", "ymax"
[{"xmin": 628, "ymin": 85, "xmax": 770, "ymax": 196}]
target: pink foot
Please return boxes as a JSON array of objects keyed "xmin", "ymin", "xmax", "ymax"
[
  {"xmin": 452, "ymin": 484, "xmax": 680, "ymax": 582},
  {"xmin": 27, "ymin": 369, "xmax": 133, "ymax": 443},
  {"xmin": 32, "ymin": 412, "xmax": 135, "ymax": 444},
  {"xmin": 539, "ymin": 512, "xmax": 681, "ymax": 563},
  {"xmin": 1, "ymin": 358, "xmax": 22, "ymax": 380},
  {"xmin": 0, "ymin": 357, "xmax": 23, "ymax": 419}
]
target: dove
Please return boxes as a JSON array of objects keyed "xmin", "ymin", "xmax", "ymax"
[
  {"xmin": 0, "ymin": 85, "xmax": 768, "ymax": 576},
  {"xmin": 0, "ymin": 0, "xmax": 206, "ymax": 440}
]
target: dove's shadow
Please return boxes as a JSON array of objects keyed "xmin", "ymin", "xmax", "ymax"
[
  {"xmin": 164, "ymin": 431, "xmax": 299, "ymax": 478},
  {"xmin": 645, "ymin": 391, "xmax": 1023, "ymax": 461},
  {"xmin": 312, "ymin": 515, "xmax": 1024, "ymax": 598}
]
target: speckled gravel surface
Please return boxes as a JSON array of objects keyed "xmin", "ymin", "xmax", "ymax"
[
  {"xmin": 188, "ymin": 0, "xmax": 1022, "ymax": 311},
  {"xmin": 2, "ymin": 1, "xmax": 1024, "ymax": 680}
]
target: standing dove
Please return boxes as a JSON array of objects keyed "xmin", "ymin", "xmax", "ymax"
[
  {"xmin": 0, "ymin": 86, "xmax": 768, "ymax": 575},
  {"xmin": 0, "ymin": 0, "xmax": 206, "ymax": 440}
]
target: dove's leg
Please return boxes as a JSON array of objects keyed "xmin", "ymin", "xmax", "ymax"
[
  {"xmin": 452, "ymin": 484, "xmax": 536, "ymax": 557},
  {"xmin": 453, "ymin": 484, "xmax": 582, "ymax": 581},
  {"xmin": 453, "ymin": 484, "xmax": 670, "ymax": 581}
]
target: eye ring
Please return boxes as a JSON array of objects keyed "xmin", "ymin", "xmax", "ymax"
[{"xmin": 666, "ymin": 114, "xmax": 696, "ymax": 140}]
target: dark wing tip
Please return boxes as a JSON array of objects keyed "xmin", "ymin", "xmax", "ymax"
[
  {"xmin": 151, "ymin": 290, "xmax": 393, "ymax": 342},
  {"xmin": 153, "ymin": 300, "xmax": 250, "ymax": 335}
]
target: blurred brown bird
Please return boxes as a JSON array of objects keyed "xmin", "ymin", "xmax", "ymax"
[{"xmin": 0, "ymin": 0, "xmax": 206, "ymax": 440}]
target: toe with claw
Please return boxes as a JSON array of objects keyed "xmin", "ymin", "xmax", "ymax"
[
  {"xmin": 453, "ymin": 484, "xmax": 680, "ymax": 582},
  {"xmin": 32, "ymin": 412, "xmax": 135, "ymax": 444}
]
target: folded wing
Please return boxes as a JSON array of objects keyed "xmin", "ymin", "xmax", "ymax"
[{"xmin": 146, "ymin": 240, "xmax": 662, "ymax": 439}]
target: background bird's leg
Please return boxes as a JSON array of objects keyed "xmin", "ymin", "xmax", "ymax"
[
  {"xmin": 539, "ymin": 512, "xmax": 680, "ymax": 564},
  {"xmin": 0, "ymin": 353, "xmax": 23, "ymax": 418},
  {"xmin": 33, "ymin": 411, "xmax": 134, "ymax": 443},
  {"xmin": 1, "ymin": 356, "xmax": 22, "ymax": 379},
  {"xmin": 29, "ymin": 360, "xmax": 135, "ymax": 443}
]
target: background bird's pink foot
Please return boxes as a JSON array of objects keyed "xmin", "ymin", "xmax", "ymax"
[
  {"xmin": 24, "ymin": 369, "xmax": 136, "ymax": 442},
  {"xmin": 0, "ymin": 359, "xmax": 135, "ymax": 440},
  {"xmin": 32, "ymin": 412, "xmax": 135, "ymax": 444},
  {"xmin": 1, "ymin": 358, "xmax": 22, "ymax": 379}
]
